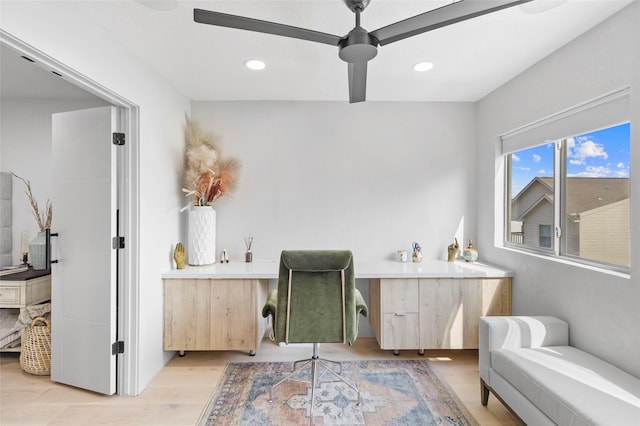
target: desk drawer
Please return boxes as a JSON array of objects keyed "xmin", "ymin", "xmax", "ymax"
[
  {"xmin": 0, "ymin": 286, "xmax": 22, "ymax": 305},
  {"xmin": 382, "ymin": 312, "xmax": 420, "ymax": 349}
]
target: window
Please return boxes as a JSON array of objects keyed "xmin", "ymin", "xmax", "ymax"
[
  {"xmin": 539, "ymin": 225, "xmax": 552, "ymax": 248},
  {"xmin": 502, "ymin": 88, "xmax": 631, "ymax": 272}
]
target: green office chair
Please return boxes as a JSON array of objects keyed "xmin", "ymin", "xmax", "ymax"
[{"xmin": 262, "ymin": 250, "xmax": 368, "ymax": 418}]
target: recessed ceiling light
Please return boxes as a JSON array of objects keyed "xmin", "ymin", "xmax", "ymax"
[
  {"xmin": 412, "ymin": 62, "xmax": 434, "ymax": 72},
  {"xmin": 245, "ymin": 60, "xmax": 266, "ymax": 71}
]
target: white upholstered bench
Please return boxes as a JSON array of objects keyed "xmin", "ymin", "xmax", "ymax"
[{"xmin": 479, "ymin": 316, "xmax": 640, "ymax": 425}]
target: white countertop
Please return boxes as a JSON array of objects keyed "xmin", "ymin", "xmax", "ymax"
[{"xmin": 161, "ymin": 259, "xmax": 512, "ymax": 279}]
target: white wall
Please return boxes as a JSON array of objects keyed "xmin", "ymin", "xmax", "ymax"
[
  {"xmin": 191, "ymin": 101, "xmax": 477, "ymax": 262},
  {"xmin": 1, "ymin": 1, "xmax": 190, "ymax": 394},
  {"xmin": 1, "ymin": 98, "xmax": 109, "ymax": 262},
  {"xmin": 192, "ymin": 101, "xmax": 477, "ymax": 339},
  {"xmin": 476, "ymin": 3, "xmax": 640, "ymax": 376}
]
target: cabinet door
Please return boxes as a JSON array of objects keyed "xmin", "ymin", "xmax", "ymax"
[
  {"xmin": 381, "ymin": 279, "xmax": 419, "ymax": 313},
  {"xmin": 462, "ymin": 278, "xmax": 512, "ymax": 347},
  {"xmin": 163, "ymin": 279, "xmax": 213, "ymax": 350},
  {"xmin": 419, "ymin": 278, "xmax": 512, "ymax": 349},
  {"xmin": 419, "ymin": 278, "xmax": 464, "ymax": 349}
]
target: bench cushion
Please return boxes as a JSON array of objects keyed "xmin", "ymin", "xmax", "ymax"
[{"xmin": 492, "ymin": 346, "xmax": 640, "ymax": 426}]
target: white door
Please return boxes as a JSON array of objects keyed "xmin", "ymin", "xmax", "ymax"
[{"xmin": 50, "ymin": 106, "xmax": 120, "ymax": 395}]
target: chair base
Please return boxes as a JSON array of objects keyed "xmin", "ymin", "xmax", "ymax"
[{"xmin": 269, "ymin": 343, "xmax": 361, "ymax": 423}]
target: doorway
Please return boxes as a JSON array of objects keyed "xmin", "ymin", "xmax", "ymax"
[{"xmin": 0, "ymin": 33, "xmax": 138, "ymax": 395}]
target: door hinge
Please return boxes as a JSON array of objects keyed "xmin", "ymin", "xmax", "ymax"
[
  {"xmin": 112, "ymin": 132, "xmax": 125, "ymax": 146},
  {"xmin": 112, "ymin": 341, "xmax": 124, "ymax": 355},
  {"xmin": 112, "ymin": 236, "xmax": 125, "ymax": 249}
]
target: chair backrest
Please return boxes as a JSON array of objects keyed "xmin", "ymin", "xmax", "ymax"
[{"xmin": 274, "ymin": 250, "xmax": 357, "ymax": 344}]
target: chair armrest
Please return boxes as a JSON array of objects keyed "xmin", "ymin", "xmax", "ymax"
[
  {"xmin": 262, "ymin": 289, "xmax": 278, "ymax": 320},
  {"xmin": 479, "ymin": 316, "xmax": 569, "ymax": 382},
  {"xmin": 355, "ymin": 289, "xmax": 368, "ymax": 318}
]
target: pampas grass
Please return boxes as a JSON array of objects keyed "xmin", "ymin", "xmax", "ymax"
[
  {"xmin": 11, "ymin": 172, "xmax": 52, "ymax": 232},
  {"xmin": 181, "ymin": 118, "xmax": 240, "ymax": 211}
]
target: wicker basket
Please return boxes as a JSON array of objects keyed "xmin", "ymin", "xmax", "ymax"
[{"xmin": 20, "ymin": 316, "xmax": 51, "ymax": 376}]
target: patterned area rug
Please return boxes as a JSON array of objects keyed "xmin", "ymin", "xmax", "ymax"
[{"xmin": 198, "ymin": 359, "xmax": 476, "ymax": 425}]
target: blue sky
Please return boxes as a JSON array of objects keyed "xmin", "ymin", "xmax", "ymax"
[{"xmin": 511, "ymin": 122, "xmax": 630, "ymax": 197}]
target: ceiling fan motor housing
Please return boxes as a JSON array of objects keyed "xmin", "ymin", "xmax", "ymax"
[{"xmin": 338, "ymin": 27, "xmax": 379, "ymax": 63}]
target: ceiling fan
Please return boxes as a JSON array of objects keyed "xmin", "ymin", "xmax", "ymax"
[{"xmin": 194, "ymin": 0, "xmax": 532, "ymax": 103}]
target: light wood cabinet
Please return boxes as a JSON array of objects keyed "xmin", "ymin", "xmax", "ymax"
[
  {"xmin": 370, "ymin": 277, "xmax": 511, "ymax": 352},
  {"xmin": 163, "ymin": 278, "xmax": 269, "ymax": 355}
]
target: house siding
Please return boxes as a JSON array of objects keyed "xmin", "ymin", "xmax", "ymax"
[{"xmin": 579, "ymin": 198, "xmax": 630, "ymax": 266}]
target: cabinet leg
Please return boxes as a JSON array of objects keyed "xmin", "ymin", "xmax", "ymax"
[
  {"xmin": 418, "ymin": 349, "xmax": 424, "ymax": 356},
  {"xmin": 249, "ymin": 350, "xmax": 256, "ymax": 356},
  {"xmin": 178, "ymin": 350, "xmax": 185, "ymax": 357},
  {"xmin": 393, "ymin": 350, "xmax": 400, "ymax": 356}
]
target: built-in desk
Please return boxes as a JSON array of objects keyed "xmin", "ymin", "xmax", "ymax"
[{"xmin": 161, "ymin": 260, "xmax": 512, "ymax": 355}]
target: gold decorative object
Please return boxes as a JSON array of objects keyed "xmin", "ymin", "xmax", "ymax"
[
  {"xmin": 173, "ymin": 243, "xmax": 186, "ymax": 269},
  {"xmin": 447, "ymin": 238, "xmax": 459, "ymax": 262}
]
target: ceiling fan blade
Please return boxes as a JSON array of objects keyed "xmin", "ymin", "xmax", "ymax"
[
  {"xmin": 370, "ymin": 0, "xmax": 532, "ymax": 46},
  {"xmin": 194, "ymin": 8, "xmax": 342, "ymax": 46},
  {"xmin": 348, "ymin": 62, "xmax": 367, "ymax": 104}
]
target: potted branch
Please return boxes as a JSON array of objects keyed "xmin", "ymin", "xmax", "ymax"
[
  {"xmin": 12, "ymin": 173, "xmax": 52, "ymax": 270},
  {"xmin": 181, "ymin": 119, "xmax": 240, "ymax": 265}
]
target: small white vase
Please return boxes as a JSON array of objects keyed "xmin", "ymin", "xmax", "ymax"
[
  {"xmin": 29, "ymin": 231, "xmax": 47, "ymax": 270},
  {"xmin": 188, "ymin": 206, "xmax": 216, "ymax": 266}
]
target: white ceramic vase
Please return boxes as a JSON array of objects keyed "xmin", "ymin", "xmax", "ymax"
[{"xmin": 188, "ymin": 206, "xmax": 216, "ymax": 266}]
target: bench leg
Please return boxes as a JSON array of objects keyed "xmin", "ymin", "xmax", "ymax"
[{"xmin": 481, "ymin": 379, "xmax": 490, "ymax": 406}]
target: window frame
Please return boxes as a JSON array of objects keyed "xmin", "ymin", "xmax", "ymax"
[{"xmin": 500, "ymin": 87, "xmax": 631, "ymax": 275}]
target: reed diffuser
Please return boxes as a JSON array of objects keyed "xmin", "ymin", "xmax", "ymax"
[{"xmin": 244, "ymin": 235, "xmax": 253, "ymax": 263}]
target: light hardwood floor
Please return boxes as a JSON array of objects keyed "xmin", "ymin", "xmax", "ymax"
[{"xmin": 1, "ymin": 337, "xmax": 523, "ymax": 425}]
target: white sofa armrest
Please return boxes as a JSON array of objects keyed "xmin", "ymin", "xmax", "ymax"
[{"xmin": 479, "ymin": 316, "xmax": 569, "ymax": 382}]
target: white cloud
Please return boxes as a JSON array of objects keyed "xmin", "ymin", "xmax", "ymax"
[
  {"xmin": 617, "ymin": 162, "xmax": 625, "ymax": 168},
  {"xmin": 569, "ymin": 140, "xmax": 608, "ymax": 163},
  {"xmin": 512, "ymin": 153, "xmax": 520, "ymax": 161},
  {"xmin": 532, "ymin": 154, "xmax": 541, "ymax": 163}
]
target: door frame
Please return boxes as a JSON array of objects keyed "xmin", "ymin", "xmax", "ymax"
[{"xmin": 1, "ymin": 30, "xmax": 140, "ymax": 396}]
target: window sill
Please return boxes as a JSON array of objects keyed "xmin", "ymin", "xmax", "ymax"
[{"xmin": 498, "ymin": 244, "xmax": 630, "ymax": 280}]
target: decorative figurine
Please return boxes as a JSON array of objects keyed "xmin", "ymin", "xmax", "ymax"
[
  {"xmin": 220, "ymin": 249, "xmax": 229, "ymax": 263},
  {"xmin": 412, "ymin": 241, "xmax": 423, "ymax": 263},
  {"xmin": 447, "ymin": 238, "xmax": 459, "ymax": 262},
  {"xmin": 463, "ymin": 239, "xmax": 479, "ymax": 262},
  {"xmin": 173, "ymin": 243, "xmax": 186, "ymax": 269}
]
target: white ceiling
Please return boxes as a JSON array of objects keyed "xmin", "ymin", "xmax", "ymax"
[{"xmin": 0, "ymin": 0, "xmax": 633, "ymax": 102}]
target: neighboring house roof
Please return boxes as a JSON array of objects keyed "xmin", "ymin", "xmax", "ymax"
[
  {"xmin": 512, "ymin": 177, "xmax": 629, "ymax": 219},
  {"xmin": 516, "ymin": 194, "xmax": 553, "ymax": 221},
  {"xmin": 513, "ymin": 176, "xmax": 553, "ymax": 201}
]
